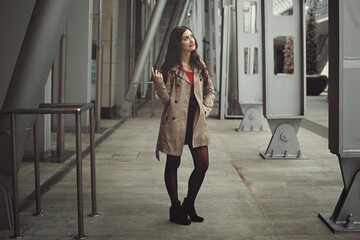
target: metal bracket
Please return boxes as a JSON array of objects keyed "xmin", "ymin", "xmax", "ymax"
[
  {"xmin": 236, "ymin": 107, "xmax": 263, "ymax": 132},
  {"xmin": 260, "ymin": 121, "xmax": 302, "ymax": 159},
  {"xmin": 319, "ymin": 158, "xmax": 360, "ymax": 233},
  {"xmin": 120, "ymin": 99, "xmax": 133, "ymax": 117}
]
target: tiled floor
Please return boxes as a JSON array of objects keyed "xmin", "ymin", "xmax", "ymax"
[{"xmin": 1, "ymin": 95, "xmax": 359, "ymax": 239}]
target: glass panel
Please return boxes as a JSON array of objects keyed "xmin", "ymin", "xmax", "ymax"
[
  {"xmin": 273, "ymin": 0, "xmax": 293, "ymax": 16},
  {"xmin": 244, "ymin": 48, "xmax": 249, "ymax": 74},
  {"xmin": 244, "ymin": 47, "xmax": 259, "ymax": 75},
  {"xmin": 243, "ymin": 2, "xmax": 257, "ymax": 33},
  {"xmin": 274, "ymin": 36, "xmax": 294, "ymax": 75}
]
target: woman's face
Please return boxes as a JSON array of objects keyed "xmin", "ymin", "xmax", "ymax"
[{"xmin": 180, "ymin": 29, "xmax": 196, "ymax": 53}]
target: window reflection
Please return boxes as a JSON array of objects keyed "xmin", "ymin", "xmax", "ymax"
[
  {"xmin": 244, "ymin": 47, "xmax": 259, "ymax": 75},
  {"xmin": 274, "ymin": 36, "xmax": 294, "ymax": 75},
  {"xmin": 273, "ymin": 0, "xmax": 293, "ymax": 16},
  {"xmin": 243, "ymin": 1, "xmax": 257, "ymax": 33}
]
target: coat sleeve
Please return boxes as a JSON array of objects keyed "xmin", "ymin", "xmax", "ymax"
[
  {"xmin": 203, "ymin": 70, "xmax": 215, "ymax": 118},
  {"xmin": 154, "ymin": 71, "xmax": 173, "ymax": 105}
]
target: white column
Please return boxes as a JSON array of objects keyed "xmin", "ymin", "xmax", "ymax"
[{"xmin": 65, "ymin": 0, "xmax": 93, "ymax": 130}]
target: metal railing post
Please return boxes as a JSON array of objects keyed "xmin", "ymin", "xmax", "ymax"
[
  {"xmin": 74, "ymin": 112, "xmax": 86, "ymax": 239},
  {"xmin": 33, "ymin": 115, "xmax": 43, "ymax": 217},
  {"xmin": 133, "ymin": 93, "xmax": 137, "ymax": 118},
  {"xmin": 0, "ymin": 103, "xmax": 96, "ymax": 238},
  {"xmin": 130, "ymin": 81, "xmax": 154, "ymax": 117},
  {"xmin": 10, "ymin": 113, "xmax": 22, "ymax": 239},
  {"xmin": 57, "ymin": 34, "xmax": 66, "ymax": 157},
  {"xmin": 151, "ymin": 82, "xmax": 155, "ymax": 118},
  {"xmin": 95, "ymin": 0, "xmax": 103, "ymax": 131},
  {"xmin": 89, "ymin": 106, "xmax": 99, "ymax": 217}
]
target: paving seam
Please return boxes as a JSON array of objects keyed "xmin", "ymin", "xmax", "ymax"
[{"xmin": 230, "ymin": 160, "xmax": 267, "ymax": 220}]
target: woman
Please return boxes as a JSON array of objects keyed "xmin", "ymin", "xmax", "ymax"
[{"xmin": 151, "ymin": 26, "xmax": 215, "ymax": 225}]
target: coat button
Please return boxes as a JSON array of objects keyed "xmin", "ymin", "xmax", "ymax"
[
  {"xmin": 175, "ymin": 100, "xmax": 178, "ymax": 103},
  {"xmin": 176, "ymin": 84, "xmax": 180, "ymax": 88},
  {"xmin": 172, "ymin": 116, "xmax": 176, "ymax": 120}
]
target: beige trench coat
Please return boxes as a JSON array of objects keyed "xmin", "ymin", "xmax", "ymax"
[{"xmin": 154, "ymin": 65, "xmax": 215, "ymax": 160}]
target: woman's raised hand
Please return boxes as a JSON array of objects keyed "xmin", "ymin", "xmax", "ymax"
[{"xmin": 151, "ymin": 67, "xmax": 163, "ymax": 83}]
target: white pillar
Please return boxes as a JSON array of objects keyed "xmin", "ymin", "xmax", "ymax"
[{"xmin": 65, "ymin": 0, "xmax": 93, "ymax": 130}]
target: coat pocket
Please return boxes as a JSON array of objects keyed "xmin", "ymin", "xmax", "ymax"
[{"xmin": 163, "ymin": 99, "xmax": 177, "ymax": 123}]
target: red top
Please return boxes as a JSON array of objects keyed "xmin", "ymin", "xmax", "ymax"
[{"xmin": 184, "ymin": 70, "xmax": 194, "ymax": 98}]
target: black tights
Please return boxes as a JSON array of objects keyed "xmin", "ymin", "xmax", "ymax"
[{"xmin": 165, "ymin": 146, "xmax": 209, "ymax": 205}]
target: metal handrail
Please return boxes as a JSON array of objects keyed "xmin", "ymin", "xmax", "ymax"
[
  {"xmin": 130, "ymin": 81, "xmax": 155, "ymax": 117},
  {"xmin": 0, "ymin": 103, "xmax": 98, "ymax": 239}
]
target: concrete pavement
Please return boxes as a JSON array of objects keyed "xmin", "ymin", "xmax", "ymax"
[{"xmin": 1, "ymin": 95, "xmax": 359, "ymax": 240}]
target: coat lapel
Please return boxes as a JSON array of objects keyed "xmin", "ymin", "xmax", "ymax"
[
  {"xmin": 171, "ymin": 65, "xmax": 191, "ymax": 85},
  {"xmin": 193, "ymin": 68, "xmax": 201, "ymax": 86}
]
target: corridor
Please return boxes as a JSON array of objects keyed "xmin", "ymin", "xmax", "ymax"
[{"xmin": 0, "ymin": 95, "xmax": 357, "ymax": 240}]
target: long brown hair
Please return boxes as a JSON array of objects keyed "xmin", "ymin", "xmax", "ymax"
[{"xmin": 160, "ymin": 26, "xmax": 209, "ymax": 86}]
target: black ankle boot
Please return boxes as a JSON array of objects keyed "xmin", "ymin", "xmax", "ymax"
[
  {"xmin": 169, "ymin": 201, "xmax": 191, "ymax": 225},
  {"xmin": 182, "ymin": 198, "xmax": 204, "ymax": 222}
]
